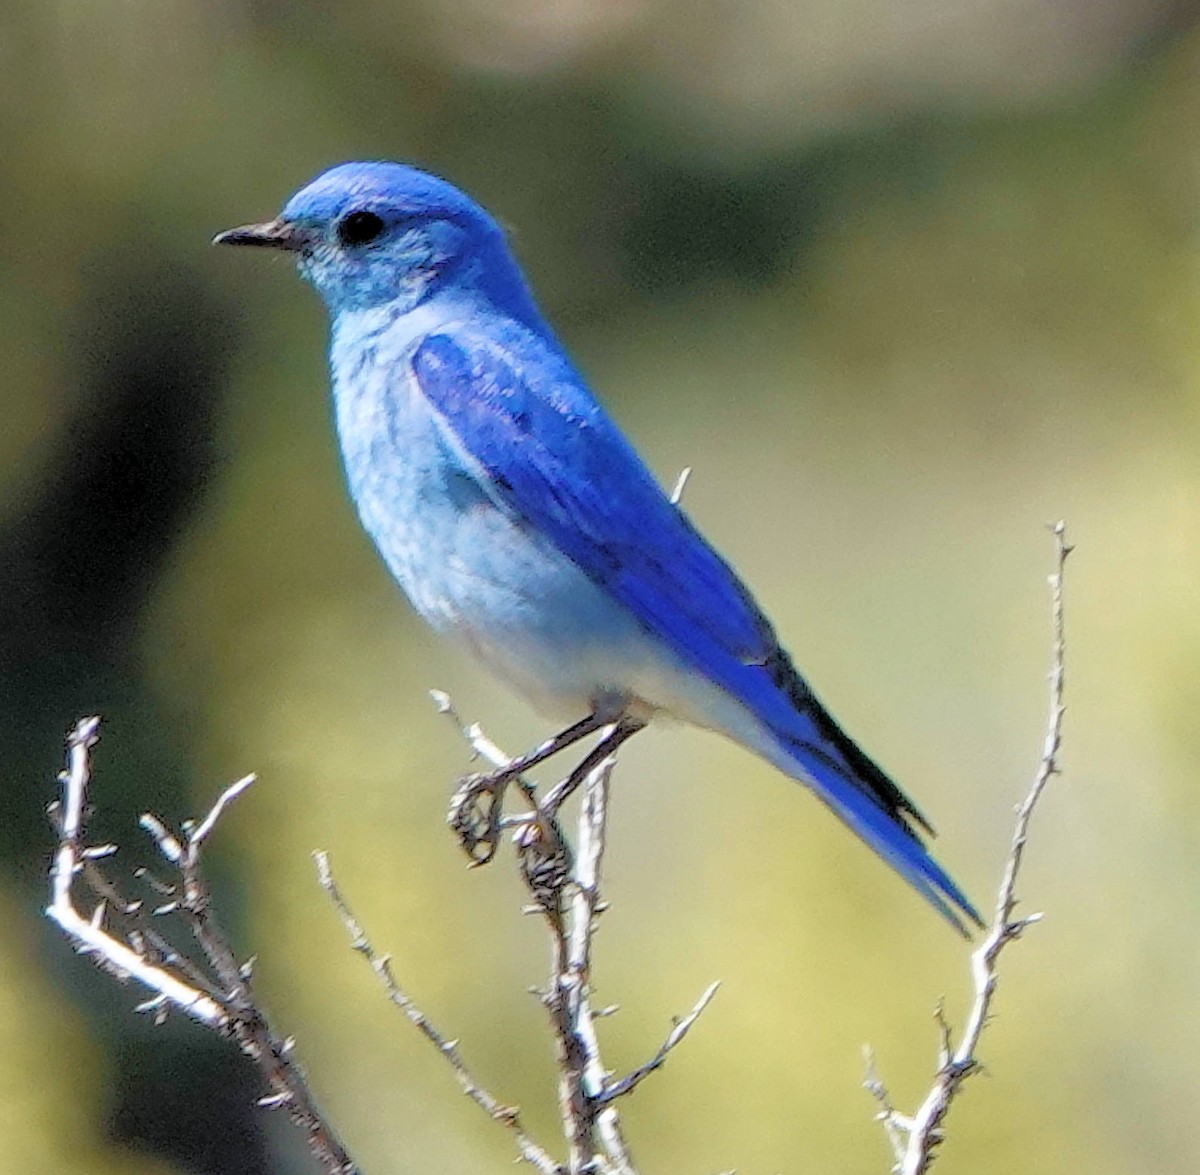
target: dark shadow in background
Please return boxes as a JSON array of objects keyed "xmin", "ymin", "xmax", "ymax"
[{"xmin": 0, "ymin": 239, "xmax": 272, "ymax": 1174}]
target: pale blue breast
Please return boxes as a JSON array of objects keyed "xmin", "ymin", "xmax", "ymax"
[{"xmin": 329, "ymin": 305, "xmax": 645, "ymax": 717}]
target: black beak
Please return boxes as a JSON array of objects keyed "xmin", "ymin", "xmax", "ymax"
[{"xmin": 212, "ymin": 219, "xmax": 310, "ymax": 251}]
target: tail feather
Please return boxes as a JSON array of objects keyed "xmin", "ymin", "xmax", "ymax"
[
  {"xmin": 753, "ymin": 657, "xmax": 979, "ymax": 931},
  {"xmin": 761, "ymin": 643, "xmax": 936, "ymax": 834},
  {"xmin": 787, "ymin": 744, "xmax": 983, "ymax": 935}
]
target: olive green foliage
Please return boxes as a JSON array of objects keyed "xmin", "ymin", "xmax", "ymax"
[{"xmin": 3, "ymin": 4, "xmax": 1199, "ymax": 1172}]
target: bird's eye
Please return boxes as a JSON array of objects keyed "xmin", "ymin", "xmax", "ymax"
[{"xmin": 337, "ymin": 210, "xmax": 387, "ymax": 247}]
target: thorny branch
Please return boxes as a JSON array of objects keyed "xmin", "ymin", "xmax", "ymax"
[
  {"xmin": 436, "ymin": 695, "xmax": 719, "ymax": 1175},
  {"xmin": 867, "ymin": 521, "xmax": 1072, "ymax": 1174},
  {"xmin": 314, "ymin": 694, "xmax": 717, "ymax": 1175},
  {"xmin": 46, "ymin": 517, "xmax": 1070, "ymax": 1175},
  {"xmin": 314, "ymin": 852, "xmax": 561, "ymax": 1175},
  {"xmin": 45, "ymin": 718, "xmax": 358, "ymax": 1175}
]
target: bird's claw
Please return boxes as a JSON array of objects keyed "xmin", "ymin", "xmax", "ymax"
[{"xmin": 447, "ymin": 773, "xmax": 505, "ymax": 864}]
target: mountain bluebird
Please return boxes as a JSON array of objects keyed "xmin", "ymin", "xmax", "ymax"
[{"xmin": 216, "ymin": 161, "xmax": 979, "ymax": 931}]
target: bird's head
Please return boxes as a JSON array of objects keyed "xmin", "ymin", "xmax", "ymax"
[{"xmin": 215, "ymin": 161, "xmax": 526, "ymax": 317}]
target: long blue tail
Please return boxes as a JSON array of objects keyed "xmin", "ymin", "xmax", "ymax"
[
  {"xmin": 755, "ymin": 674, "xmax": 982, "ymax": 934},
  {"xmin": 777, "ymin": 736, "xmax": 982, "ymax": 934}
]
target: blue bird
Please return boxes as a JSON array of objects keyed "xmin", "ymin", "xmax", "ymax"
[{"xmin": 215, "ymin": 161, "xmax": 980, "ymax": 932}]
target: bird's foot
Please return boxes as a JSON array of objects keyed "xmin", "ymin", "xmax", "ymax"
[
  {"xmin": 448, "ymin": 769, "xmax": 571, "ymax": 905},
  {"xmin": 447, "ymin": 773, "xmax": 509, "ymax": 864},
  {"xmin": 446, "ymin": 712, "xmax": 611, "ymax": 865}
]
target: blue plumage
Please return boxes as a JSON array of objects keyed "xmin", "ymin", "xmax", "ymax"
[{"xmin": 216, "ymin": 160, "xmax": 980, "ymax": 931}]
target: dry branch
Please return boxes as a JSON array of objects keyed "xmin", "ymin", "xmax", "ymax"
[
  {"xmin": 867, "ymin": 521, "xmax": 1071, "ymax": 1173},
  {"xmin": 315, "ymin": 851, "xmax": 561, "ymax": 1175},
  {"xmin": 437, "ymin": 696, "xmax": 719, "ymax": 1175},
  {"xmin": 46, "ymin": 718, "xmax": 359, "ymax": 1175},
  {"xmin": 45, "ymin": 519, "xmax": 1069, "ymax": 1175}
]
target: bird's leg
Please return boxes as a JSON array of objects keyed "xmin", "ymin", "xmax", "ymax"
[
  {"xmin": 539, "ymin": 715, "xmax": 645, "ymax": 818},
  {"xmin": 448, "ymin": 712, "xmax": 611, "ymax": 864},
  {"xmin": 513, "ymin": 715, "xmax": 645, "ymax": 912}
]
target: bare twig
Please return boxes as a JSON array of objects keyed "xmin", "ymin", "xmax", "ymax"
[
  {"xmin": 46, "ymin": 717, "xmax": 359, "ymax": 1175},
  {"xmin": 598, "ymin": 982, "xmax": 720, "ymax": 1105},
  {"xmin": 869, "ymin": 521, "xmax": 1071, "ymax": 1173},
  {"xmin": 568, "ymin": 755, "xmax": 634, "ymax": 1173},
  {"xmin": 544, "ymin": 751, "xmax": 614, "ymax": 1175},
  {"xmin": 315, "ymin": 851, "xmax": 561, "ymax": 1175},
  {"xmin": 669, "ymin": 466, "xmax": 693, "ymax": 505},
  {"xmin": 47, "ymin": 719, "xmax": 225, "ymax": 1025},
  {"xmin": 190, "ymin": 773, "xmax": 255, "ymax": 849},
  {"xmin": 863, "ymin": 1047, "xmax": 909, "ymax": 1166},
  {"xmin": 433, "ymin": 695, "xmax": 719, "ymax": 1174}
]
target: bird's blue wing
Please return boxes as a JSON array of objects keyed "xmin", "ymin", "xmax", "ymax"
[
  {"xmin": 413, "ymin": 326, "xmax": 979, "ymax": 930},
  {"xmin": 414, "ymin": 327, "xmax": 775, "ymax": 683}
]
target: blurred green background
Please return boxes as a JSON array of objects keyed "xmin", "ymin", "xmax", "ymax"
[{"xmin": 3, "ymin": 2, "xmax": 1200, "ymax": 1172}]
